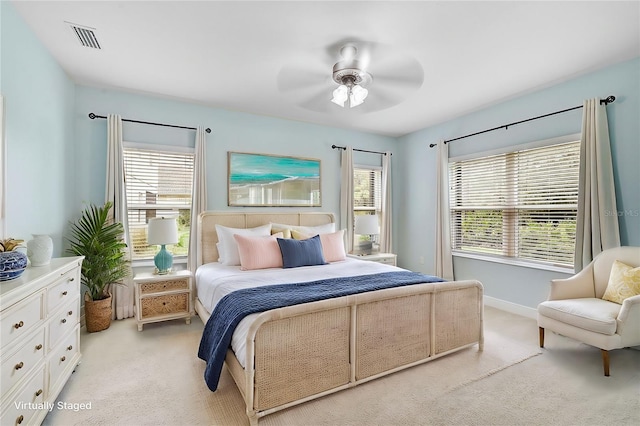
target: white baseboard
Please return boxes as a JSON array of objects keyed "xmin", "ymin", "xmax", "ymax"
[{"xmin": 484, "ymin": 296, "xmax": 537, "ymax": 320}]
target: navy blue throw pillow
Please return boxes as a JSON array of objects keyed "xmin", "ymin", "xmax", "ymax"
[{"xmin": 277, "ymin": 235, "xmax": 327, "ymax": 268}]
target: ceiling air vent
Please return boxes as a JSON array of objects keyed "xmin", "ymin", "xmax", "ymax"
[{"xmin": 66, "ymin": 22, "xmax": 101, "ymax": 49}]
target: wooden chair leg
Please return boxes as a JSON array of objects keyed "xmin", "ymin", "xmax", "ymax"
[
  {"xmin": 539, "ymin": 327, "xmax": 545, "ymax": 348},
  {"xmin": 601, "ymin": 350, "xmax": 610, "ymax": 376}
]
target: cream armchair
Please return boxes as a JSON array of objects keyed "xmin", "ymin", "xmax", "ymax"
[{"xmin": 537, "ymin": 246, "xmax": 640, "ymax": 376}]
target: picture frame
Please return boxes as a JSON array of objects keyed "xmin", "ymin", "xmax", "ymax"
[{"xmin": 228, "ymin": 152, "xmax": 321, "ymax": 207}]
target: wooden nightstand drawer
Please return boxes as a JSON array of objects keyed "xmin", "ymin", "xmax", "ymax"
[
  {"xmin": 140, "ymin": 278, "xmax": 189, "ymax": 295},
  {"xmin": 140, "ymin": 292, "xmax": 189, "ymax": 319}
]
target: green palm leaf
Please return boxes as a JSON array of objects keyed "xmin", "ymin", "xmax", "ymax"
[{"xmin": 67, "ymin": 202, "xmax": 130, "ymax": 301}]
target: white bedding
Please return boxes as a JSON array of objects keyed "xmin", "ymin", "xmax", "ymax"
[{"xmin": 196, "ymin": 258, "xmax": 403, "ymax": 368}]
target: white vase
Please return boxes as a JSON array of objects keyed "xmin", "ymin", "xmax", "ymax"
[{"xmin": 27, "ymin": 234, "xmax": 53, "ymax": 266}]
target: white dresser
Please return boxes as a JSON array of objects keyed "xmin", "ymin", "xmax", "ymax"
[{"xmin": 0, "ymin": 257, "xmax": 83, "ymax": 426}]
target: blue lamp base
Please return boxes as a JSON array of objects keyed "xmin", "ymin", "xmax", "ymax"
[{"xmin": 154, "ymin": 244, "xmax": 173, "ymax": 275}]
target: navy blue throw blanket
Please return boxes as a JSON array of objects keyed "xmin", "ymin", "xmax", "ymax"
[{"xmin": 198, "ymin": 270, "xmax": 444, "ymax": 391}]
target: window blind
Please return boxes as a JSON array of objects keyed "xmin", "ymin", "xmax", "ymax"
[
  {"xmin": 354, "ymin": 167, "xmax": 381, "ymax": 212},
  {"xmin": 449, "ymin": 140, "xmax": 580, "ymax": 267},
  {"xmin": 123, "ymin": 147, "xmax": 194, "ymax": 259}
]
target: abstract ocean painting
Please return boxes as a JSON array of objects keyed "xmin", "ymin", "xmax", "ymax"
[{"xmin": 228, "ymin": 152, "xmax": 321, "ymax": 206}]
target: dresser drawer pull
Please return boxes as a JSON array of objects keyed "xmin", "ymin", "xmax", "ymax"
[
  {"xmin": 68, "ymin": 310, "xmax": 73, "ymax": 316},
  {"xmin": 67, "ymin": 345, "xmax": 73, "ymax": 351},
  {"xmin": 35, "ymin": 389, "xmax": 43, "ymax": 397},
  {"xmin": 17, "ymin": 415, "xmax": 24, "ymax": 424},
  {"xmin": 62, "ymin": 291, "xmax": 68, "ymax": 296},
  {"xmin": 61, "ymin": 356, "xmax": 66, "ymax": 362},
  {"xmin": 14, "ymin": 321, "xmax": 24, "ymax": 329},
  {"xmin": 69, "ymin": 277, "xmax": 75, "ymax": 282},
  {"xmin": 35, "ymin": 344, "xmax": 43, "ymax": 350},
  {"xmin": 61, "ymin": 319, "xmax": 67, "ymax": 324},
  {"xmin": 15, "ymin": 361, "xmax": 24, "ymax": 370}
]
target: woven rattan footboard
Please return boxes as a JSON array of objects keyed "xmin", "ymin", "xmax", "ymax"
[
  {"xmin": 195, "ymin": 279, "xmax": 483, "ymax": 425},
  {"xmin": 195, "ymin": 211, "xmax": 484, "ymax": 425}
]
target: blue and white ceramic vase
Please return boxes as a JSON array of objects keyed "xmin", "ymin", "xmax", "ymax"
[
  {"xmin": 27, "ymin": 234, "xmax": 53, "ymax": 266},
  {"xmin": 0, "ymin": 251, "xmax": 28, "ymax": 281}
]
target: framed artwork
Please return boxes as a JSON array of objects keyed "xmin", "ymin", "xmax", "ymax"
[{"xmin": 228, "ymin": 152, "xmax": 321, "ymax": 207}]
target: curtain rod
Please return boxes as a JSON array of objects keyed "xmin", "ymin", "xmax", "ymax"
[
  {"xmin": 88, "ymin": 113, "xmax": 211, "ymax": 133},
  {"xmin": 331, "ymin": 144, "xmax": 391, "ymax": 156},
  {"xmin": 428, "ymin": 95, "xmax": 615, "ymax": 148}
]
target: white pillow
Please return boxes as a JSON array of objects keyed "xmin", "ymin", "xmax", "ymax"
[
  {"xmin": 270, "ymin": 222, "xmax": 335, "ymax": 235},
  {"xmin": 215, "ymin": 224, "xmax": 272, "ymax": 265}
]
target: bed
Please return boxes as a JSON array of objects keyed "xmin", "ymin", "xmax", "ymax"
[{"xmin": 194, "ymin": 211, "xmax": 483, "ymax": 425}]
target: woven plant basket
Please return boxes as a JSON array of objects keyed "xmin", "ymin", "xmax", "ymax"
[{"xmin": 84, "ymin": 292, "xmax": 112, "ymax": 333}]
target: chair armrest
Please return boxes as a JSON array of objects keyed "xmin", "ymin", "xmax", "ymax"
[
  {"xmin": 548, "ymin": 265, "xmax": 595, "ymax": 300},
  {"xmin": 616, "ymin": 295, "xmax": 640, "ymax": 344}
]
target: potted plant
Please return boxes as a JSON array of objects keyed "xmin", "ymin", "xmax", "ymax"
[{"xmin": 67, "ymin": 202, "xmax": 129, "ymax": 332}]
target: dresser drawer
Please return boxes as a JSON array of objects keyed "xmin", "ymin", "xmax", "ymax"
[
  {"xmin": 376, "ymin": 257, "xmax": 396, "ymax": 265},
  {"xmin": 140, "ymin": 292, "xmax": 189, "ymax": 319},
  {"xmin": 48, "ymin": 298, "xmax": 79, "ymax": 349},
  {"xmin": 0, "ymin": 365, "xmax": 45, "ymax": 426},
  {"xmin": 139, "ymin": 278, "xmax": 189, "ymax": 294},
  {"xmin": 1, "ymin": 328, "xmax": 45, "ymax": 397},
  {"xmin": 49, "ymin": 325, "xmax": 80, "ymax": 391},
  {"xmin": 47, "ymin": 270, "xmax": 80, "ymax": 315},
  {"xmin": 0, "ymin": 292, "xmax": 44, "ymax": 350}
]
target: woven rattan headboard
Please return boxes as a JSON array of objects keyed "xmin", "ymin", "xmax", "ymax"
[{"xmin": 196, "ymin": 211, "xmax": 336, "ymax": 267}]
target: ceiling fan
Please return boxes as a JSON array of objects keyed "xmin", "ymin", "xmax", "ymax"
[{"xmin": 277, "ymin": 40, "xmax": 424, "ymax": 113}]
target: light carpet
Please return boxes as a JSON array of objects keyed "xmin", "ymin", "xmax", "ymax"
[{"xmin": 43, "ymin": 307, "xmax": 639, "ymax": 425}]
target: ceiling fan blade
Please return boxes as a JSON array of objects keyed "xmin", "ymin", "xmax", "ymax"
[{"xmin": 277, "ymin": 66, "xmax": 329, "ymax": 93}]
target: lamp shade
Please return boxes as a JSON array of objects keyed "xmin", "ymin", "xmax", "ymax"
[
  {"xmin": 354, "ymin": 214, "xmax": 379, "ymax": 235},
  {"xmin": 147, "ymin": 217, "xmax": 179, "ymax": 245}
]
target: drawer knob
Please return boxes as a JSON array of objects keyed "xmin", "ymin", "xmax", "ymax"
[
  {"xmin": 69, "ymin": 277, "xmax": 75, "ymax": 282},
  {"xmin": 62, "ymin": 291, "xmax": 68, "ymax": 296},
  {"xmin": 15, "ymin": 361, "xmax": 24, "ymax": 370},
  {"xmin": 61, "ymin": 319, "xmax": 67, "ymax": 324},
  {"xmin": 17, "ymin": 415, "xmax": 24, "ymax": 424},
  {"xmin": 68, "ymin": 310, "xmax": 73, "ymax": 316},
  {"xmin": 35, "ymin": 344, "xmax": 43, "ymax": 350},
  {"xmin": 61, "ymin": 356, "xmax": 66, "ymax": 362},
  {"xmin": 35, "ymin": 389, "xmax": 43, "ymax": 396},
  {"xmin": 67, "ymin": 345, "xmax": 73, "ymax": 351},
  {"xmin": 14, "ymin": 321, "xmax": 24, "ymax": 329}
]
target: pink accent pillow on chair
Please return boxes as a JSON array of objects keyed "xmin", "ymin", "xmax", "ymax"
[{"xmin": 234, "ymin": 232, "xmax": 284, "ymax": 270}]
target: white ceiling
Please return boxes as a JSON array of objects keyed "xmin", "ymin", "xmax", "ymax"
[{"xmin": 11, "ymin": 1, "xmax": 640, "ymax": 137}]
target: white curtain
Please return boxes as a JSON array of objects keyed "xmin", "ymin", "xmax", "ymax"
[
  {"xmin": 188, "ymin": 127, "xmax": 207, "ymax": 273},
  {"xmin": 105, "ymin": 114, "xmax": 135, "ymax": 319},
  {"xmin": 574, "ymin": 99, "xmax": 620, "ymax": 271},
  {"xmin": 340, "ymin": 147, "xmax": 354, "ymax": 253},
  {"xmin": 435, "ymin": 141, "xmax": 454, "ymax": 280},
  {"xmin": 379, "ymin": 152, "xmax": 393, "ymax": 253}
]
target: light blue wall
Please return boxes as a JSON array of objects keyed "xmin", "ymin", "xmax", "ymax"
[
  {"xmin": 0, "ymin": 1, "xmax": 76, "ymax": 256},
  {"xmin": 73, "ymin": 86, "xmax": 396, "ymax": 229},
  {"xmin": 397, "ymin": 57, "xmax": 640, "ymax": 309}
]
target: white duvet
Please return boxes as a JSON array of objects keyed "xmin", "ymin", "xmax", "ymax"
[{"xmin": 196, "ymin": 258, "xmax": 403, "ymax": 368}]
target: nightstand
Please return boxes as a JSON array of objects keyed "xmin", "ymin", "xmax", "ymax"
[
  {"xmin": 133, "ymin": 269, "xmax": 194, "ymax": 331},
  {"xmin": 347, "ymin": 252, "xmax": 397, "ymax": 266}
]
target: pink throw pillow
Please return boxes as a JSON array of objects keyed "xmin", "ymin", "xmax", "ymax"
[
  {"xmin": 234, "ymin": 232, "xmax": 283, "ymax": 270},
  {"xmin": 319, "ymin": 230, "xmax": 346, "ymax": 262}
]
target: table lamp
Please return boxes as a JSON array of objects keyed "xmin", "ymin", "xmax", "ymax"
[
  {"xmin": 147, "ymin": 217, "xmax": 179, "ymax": 274},
  {"xmin": 354, "ymin": 214, "xmax": 379, "ymax": 255}
]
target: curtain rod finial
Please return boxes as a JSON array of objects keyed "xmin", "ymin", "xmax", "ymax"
[
  {"xmin": 205, "ymin": 128, "xmax": 211, "ymax": 133},
  {"xmin": 88, "ymin": 112, "xmax": 96, "ymax": 119},
  {"xmin": 429, "ymin": 143, "xmax": 437, "ymax": 148}
]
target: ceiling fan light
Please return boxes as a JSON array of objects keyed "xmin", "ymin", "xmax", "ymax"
[
  {"xmin": 331, "ymin": 85, "xmax": 348, "ymax": 107},
  {"xmin": 350, "ymin": 85, "xmax": 368, "ymax": 108}
]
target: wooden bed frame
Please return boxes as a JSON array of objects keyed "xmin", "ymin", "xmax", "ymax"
[{"xmin": 195, "ymin": 211, "xmax": 484, "ymax": 425}]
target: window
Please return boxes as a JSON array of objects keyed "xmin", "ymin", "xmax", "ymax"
[
  {"xmin": 449, "ymin": 138, "xmax": 580, "ymax": 268},
  {"xmin": 123, "ymin": 145, "xmax": 194, "ymax": 260},
  {"xmin": 353, "ymin": 166, "xmax": 382, "ymax": 241}
]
